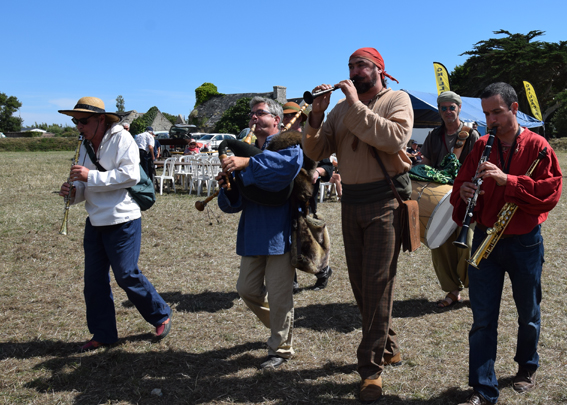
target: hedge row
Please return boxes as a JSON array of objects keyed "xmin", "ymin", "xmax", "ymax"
[{"xmin": 0, "ymin": 137, "xmax": 77, "ymax": 152}]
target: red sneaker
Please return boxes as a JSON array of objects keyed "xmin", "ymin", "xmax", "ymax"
[
  {"xmin": 79, "ymin": 340, "xmax": 107, "ymax": 352},
  {"xmin": 155, "ymin": 318, "xmax": 171, "ymax": 339}
]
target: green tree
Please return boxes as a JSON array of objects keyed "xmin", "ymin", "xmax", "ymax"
[
  {"xmin": 194, "ymin": 83, "xmax": 224, "ymax": 107},
  {"xmin": 551, "ymin": 90, "xmax": 567, "ymax": 137},
  {"xmin": 162, "ymin": 112, "xmax": 177, "ymax": 125},
  {"xmin": 451, "ymin": 31, "xmax": 567, "ymax": 136},
  {"xmin": 61, "ymin": 125, "xmax": 79, "ymax": 137},
  {"xmin": 116, "ymin": 95, "xmax": 125, "ymax": 113},
  {"xmin": 214, "ymin": 97, "xmax": 251, "ymax": 134},
  {"xmin": 0, "ymin": 92, "xmax": 23, "ymax": 132}
]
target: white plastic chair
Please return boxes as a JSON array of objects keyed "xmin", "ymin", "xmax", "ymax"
[
  {"xmin": 189, "ymin": 159, "xmax": 217, "ymax": 196},
  {"xmin": 154, "ymin": 158, "xmax": 176, "ymax": 195},
  {"xmin": 175, "ymin": 155, "xmax": 193, "ymax": 190},
  {"xmin": 318, "ymin": 181, "xmax": 336, "ymax": 203}
]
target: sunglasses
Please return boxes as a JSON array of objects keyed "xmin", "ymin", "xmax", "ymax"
[
  {"xmin": 440, "ymin": 105, "xmax": 457, "ymax": 112},
  {"xmin": 71, "ymin": 113, "xmax": 97, "ymax": 125},
  {"xmin": 248, "ymin": 109, "xmax": 273, "ymax": 118}
]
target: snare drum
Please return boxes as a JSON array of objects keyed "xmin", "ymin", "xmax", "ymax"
[{"xmin": 410, "ymin": 180, "xmax": 457, "ymax": 249}]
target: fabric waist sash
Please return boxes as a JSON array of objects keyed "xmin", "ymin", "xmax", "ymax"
[{"xmin": 341, "ymin": 172, "xmax": 412, "ymax": 204}]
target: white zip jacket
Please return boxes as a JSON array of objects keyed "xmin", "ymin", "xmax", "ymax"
[{"xmin": 72, "ymin": 124, "xmax": 142, "ymax": 226}]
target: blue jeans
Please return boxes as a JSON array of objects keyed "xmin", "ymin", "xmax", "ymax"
[
  {"xmin": 468, "ymin": 225, "xmax": 543, "ymax": 403},
  {"xmin": 83, "ymin": 217, "xmax": 171, "ymax": 344}
]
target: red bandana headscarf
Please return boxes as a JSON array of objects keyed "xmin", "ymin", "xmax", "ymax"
[{"xmin": 349, "ymin": 47, "xmax": 399, "ymax": 84}]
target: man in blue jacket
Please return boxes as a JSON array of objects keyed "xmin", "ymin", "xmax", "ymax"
[{"xmin": 216, "ymin": 97, "xmax": 303, "ymax": 369}]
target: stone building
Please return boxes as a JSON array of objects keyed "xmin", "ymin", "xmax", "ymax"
[
  {"xmin": 119, "ymin": 109, "xmax": 173, "ymax": 133},
  {"xmin": 189, "ymin": 86, "xmax": 288, "ymax": 133}
]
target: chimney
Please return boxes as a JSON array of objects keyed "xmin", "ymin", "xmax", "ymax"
[{"xmin": 273, "ymin": 86, "xmax": 287, "ymax": 104}]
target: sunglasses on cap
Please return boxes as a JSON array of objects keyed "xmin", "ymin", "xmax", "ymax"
[
  {"xmin": 71, "ymin": 113, "xmax": 97, "ymax": 125},
  {"xmin": 440, "ymin": 105, "xmax": 457, "ymax": 112}
]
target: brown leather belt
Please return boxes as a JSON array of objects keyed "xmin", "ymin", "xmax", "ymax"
[{"xmin": 475, "ymin": 223, "xmax": 515, "ymax": 239}]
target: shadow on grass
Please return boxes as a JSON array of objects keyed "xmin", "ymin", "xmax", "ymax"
[
  {"xmin": 4, "ymin": 334, "xmax": 499, "ymax": 404},
  {"xmin": 122, "ymin": 290, "xmax": 241, "ymax": 313},
  {"xmin": 20, "ymin": 340, "xmax": 481, "ymax": 405},
  {"xmin": 294, "ymin": 298, "xmax": 471, "ymax": 334},
  {"xmin": 21, "ymin": 341, "xmax": 363, "ymax": 404},
  {"xmin": 393, "ymin": 298, "xmax": 471, "ymax": 318}
]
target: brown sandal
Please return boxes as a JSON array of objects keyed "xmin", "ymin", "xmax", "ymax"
[{"xmin": 437, "ymin": 292, "xmax": 462, "ymax": 308}]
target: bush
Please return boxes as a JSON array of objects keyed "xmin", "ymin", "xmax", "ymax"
[
  {"xmin": 195, "ymin": 83, "xmax": 224, "ymax": 107},
  {"xmin": 214, "ymin": 97, "xmax": 251, "ymax": 134},
  {"xmin": 0, "ymin": 137, "xmax": 77, "ymax": 152},
  {"xmin": 20, "ymin": 131, "xmax": 43, "ymax": 138},
  {"xmin": 162, "ymin": 112, "xmax": 177, "ymax": 125},
  {"xmin": 131, "ymin": 107, "xmax": 160, "ymax": 135}
]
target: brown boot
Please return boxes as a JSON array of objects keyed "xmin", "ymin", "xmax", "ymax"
[
  {"xmin": 384, "ymin": 352, "xmax": 402, "ymax": 366},
  {"xmin": 513, "ymin": 366, "xmax": 536, "ymax": 393},
  {"xmin": 360, "ymin": 376, "xmax": 382, "ymax": 403}
]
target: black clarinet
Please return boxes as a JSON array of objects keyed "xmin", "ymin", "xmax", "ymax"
[{"xmin": 453, "ymin": 127, "xmax": 497, "ymax": 249}]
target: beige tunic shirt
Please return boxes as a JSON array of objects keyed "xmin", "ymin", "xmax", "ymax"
[{"xmin": 302, "ymin": 88, "xmax": 414, "ymax": 185}]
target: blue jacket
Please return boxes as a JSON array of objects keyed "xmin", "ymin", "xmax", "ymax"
[{"xmin": 218, "ymin": 134, "xmax": 303, "ymax": 256}]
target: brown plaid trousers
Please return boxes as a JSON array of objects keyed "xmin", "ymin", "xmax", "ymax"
[{"xmin": 341, "ymin": 197, "xmax": 402, "ymax": 379}]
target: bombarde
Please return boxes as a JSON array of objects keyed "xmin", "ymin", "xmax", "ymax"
[
  {"xmin": 59, "ymin": 134, "xmax": 84, "ymax": 235},
  {"xmin": 303, "ymin": 79, "xmax": 355, "ymax": 104},
  {"xmin": 453, "ymin": 127, "xmax": 497, "ymax": 248}
]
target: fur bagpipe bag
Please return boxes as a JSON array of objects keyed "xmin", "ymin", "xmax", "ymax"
[{"xmin": 268, "ymin": 131, "xmax": 331, "ymax": 275}]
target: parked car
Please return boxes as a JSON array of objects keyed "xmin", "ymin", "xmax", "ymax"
[
  {"xmin": 154, "ymin": 132, "xmax": 171, "ymax": 156},
  {"xmin": 198, "ymin": 133, "xmax": 236, "ymax": 151},
  {"xmin": 168, "ymin": 124, "xmax": 197, "ymax": 139},
  {"xmin": 159, "ymin": 125, "xmax": 198, "ymax": 157},
  {"xmin": 187, "ymin": 133, "xmax": 208, "ymax": 149}
]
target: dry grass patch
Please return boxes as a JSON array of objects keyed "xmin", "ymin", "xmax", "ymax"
[{"xmin": 0, "ymin": 151, "xmax": 566, "ymax": 404}]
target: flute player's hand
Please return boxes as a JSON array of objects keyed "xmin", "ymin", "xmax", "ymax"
[
  {"xmin": 337, "ymin": 79, "xmax": 359, "ymax": 106},
  {"xmin": 308, "ymin": 84, "xmax": 332, "ymax": 129}
]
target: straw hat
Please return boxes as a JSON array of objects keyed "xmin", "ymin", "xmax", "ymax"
[
  {"xmin": 282, "ymin": 102, "xmax": 307, "ymax": 123},
  {"xmin": 58, "ymin": 97, "xmax": 121, "ymax": 123}
]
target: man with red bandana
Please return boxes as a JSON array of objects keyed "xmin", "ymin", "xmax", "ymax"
[{"xmin": 302, "ymin": 47, "xmax": 413, "ymax": 402}]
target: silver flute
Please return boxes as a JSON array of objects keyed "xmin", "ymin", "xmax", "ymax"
[{"xmin": 59, "ymin": 134, "xmax": 84, "ymax": 235}]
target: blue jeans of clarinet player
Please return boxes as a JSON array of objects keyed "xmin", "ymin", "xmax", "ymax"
[
  {"xmin": 468, "ymin": 225, "xmax": 543, "ymax": 403},
  {"xmin": 83, "ymin": 217, "xmax": 171, "ymax": 344}
]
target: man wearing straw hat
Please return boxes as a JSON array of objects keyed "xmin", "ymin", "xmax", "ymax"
[
  {"xmin": 58, "ymin": 97, "xmax": 171, "ymax": 352},
  {"xmin": 302, "ymin": 47, "xmax": 413, "ymax": 402}
]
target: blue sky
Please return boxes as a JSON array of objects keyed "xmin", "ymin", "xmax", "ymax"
[{"xmin": 2, "ymin": 0, "xmax": 564, "ymax": 129}]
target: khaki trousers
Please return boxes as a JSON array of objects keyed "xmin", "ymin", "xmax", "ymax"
[
  {"xmin": 238, "ymin": 253, "xmax": 295, "ymax": 358},
  {"xmin": 431, "ymin": 226, "xmax": 472, "ymax": 292}
]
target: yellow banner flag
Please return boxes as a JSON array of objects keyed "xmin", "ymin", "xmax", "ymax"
[
  {"xmin": 523, "ymin": 81, "xmax": 543, "ymax": 121},
  {"xmin": 433, "ymin": 62, "xmax": 451, "ymax": 95}
]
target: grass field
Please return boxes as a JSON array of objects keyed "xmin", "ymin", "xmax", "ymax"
[{"xmin": 0, "ymin": 151, "xmax": 565, "ymax": 405}]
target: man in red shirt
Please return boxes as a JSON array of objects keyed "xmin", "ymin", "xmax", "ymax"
[{"xmin": 451, "ymin": 82, "xmax": 562, "ymax": 405}]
